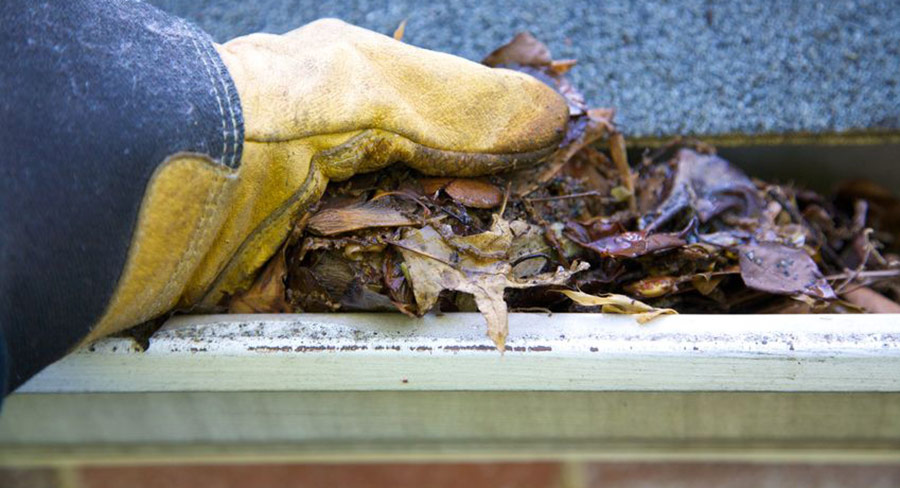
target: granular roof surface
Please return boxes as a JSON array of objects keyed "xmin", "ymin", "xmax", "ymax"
[{"xmin": 151, "ymin": 0, "xmax": 900, "ymax": 140}]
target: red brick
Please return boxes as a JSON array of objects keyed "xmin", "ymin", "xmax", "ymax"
[
  {"xmin": 584, "ymin": 463, "xmax": 900, "ymax": 488},
  {"xmin": 79, "ymin": 462, "xmax": 562, "ymax": 488},
  {"xmin": 0, "ymin": 468, "xmax": 63, "ymax": 488}
]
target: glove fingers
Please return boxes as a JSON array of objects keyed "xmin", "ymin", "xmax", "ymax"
[
  {"xmin": 224, "ymin": 19, "xmax": 568, "ymax": 165},
  {"xmin": 316, "ymin": 129, "xmax": 556, "ymax": 180}
]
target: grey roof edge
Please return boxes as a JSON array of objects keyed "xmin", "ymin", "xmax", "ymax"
[
  {"xmin": 148, "ymin": 0, "xmax": 900, "ymax": 143},
  {"xmin": 627, "ymin": 129, "xmax": 900, "ymax": 148}
]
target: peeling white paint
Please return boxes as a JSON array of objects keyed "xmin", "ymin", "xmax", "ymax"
[{"xmin": 18, "ymin": 313, "xmax": 900, "ymax": 393}]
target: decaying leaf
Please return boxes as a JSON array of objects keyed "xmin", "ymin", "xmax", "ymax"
[
  {"xmin": 841, "ymin": 286, "xmax": 900, "ymax": 313},
  {"xmin": 396, "ymin": 220, "xmax": 588, "ymax": 350},
  {"xmin": 738, "ymin": 242, "xmax": 837, "ymax": 300},
  {"xmin": 573, "ymin": 230, "xmax": 687, "ymax": 259},
  {"xmin": 560, "ymin": 290, "xmax": 677, "ymax": 323},
  {"xmin": 308, "ymin": 201, "xmax": 418, "ymax": 236},
  {"xmin": 392, "ymin": 19, "xmax": 407, "ymax": 41},
  {"xmin": 486, "ymin": 31, "xmax": 616, "ymax": 197},
  {"xmin": 419, "ymin": 177, "xmax": 504, "ymax": 209},
  {"xmin": 228, "ymin": 250, "xmax": 290, "ymax": 313},
  {"xmin": 624, "ymin": 275, "xmax": 678, "ymax": 298},
  {"xmin": 440, "ymin": 214, "xmax": 513, "ymax": 259},
  {"xmin": 482, "ymin": 32, "xmax": 552, "ymax": 67},
  {"xmin": 508, "ymin": 219, "xmax": 553, "ymax": 278},
  {"xmin": 644, "ymin": 149, "xmax": 762, "ymax": 231},
  {"xmin": 221, "ymin": 31, "xmax": 900, "ymax": 344},
  {"xmin": 444, "ymin": 179, "xmax": 504, "ymax": 209},
  {"xmin": 691, "ymin": 274, "xmax": 726, "ymax": 296},
  {"xmin": 609, "ymin": 131, "xmax": 636, "ymax": 212},
  {"xmin": 511, "ymin": 108, "xmax": 614, "ymax": 196}
]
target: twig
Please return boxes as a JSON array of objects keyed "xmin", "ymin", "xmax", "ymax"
[
  {"xmin": 387, "ymin": 240, "xmax": 456, "ymax": 267},
  {"xmin": 835, "ymin": 229, "xmax": 874, "ymax": 294},
  {"xmin": 526, "ymin": 191, "xmax": 612, "ymax": 203},
  {"xmin": 511, "ymin": 252, "xmax": 554, "ymax": 267},
  {"xmin": 371, "ymin": 190, "xmax": 432, "ymax": 215},
  {"xmin": 825, "ymin": 268, "xmax": 900, "ymax": 282},
  {"xmin": 499, "ymin": 181, "xmax": 511, "ymax": 218},
  {"xmin": 509, "ymin": 307, "xmax": 553, "ymax": 315},
  {"xmin": 439, "ymin": 205, "xmax": 473, "ymax": 228},
  {"xmin": 523, "ymin": 200, "xmax": 570, "ymax": 268},
  {"xmin": 609, "ymin": 131, "xmax": 638, "ymax": 213},
  {"xmin": 767, "ymin": 186, "xmax": 844, "ymax": 270}
]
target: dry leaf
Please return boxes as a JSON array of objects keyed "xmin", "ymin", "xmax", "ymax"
[
  {"xmin": 692, "ymin": 274, "xmax": 725, "ymax": 295},
  {"xmin": 573, "ymin": 230, "xmax": 687, "ymax": 259},
  {"xmin": 444, "ymin": 179, "xmax": 504, "ymax": 209},
  {"xmin": 738, "ymin": 242, "xmax": 837, "ymax": 299},
  {"xmin": 511, "ymin": 108, "xmax": 614, "ymax": 196},
  {"xmin": 560, "ymin": 290, "xmax": 677, "ymax": 323},
  {"xmin": 418, "ymin": 177, "xmax": 453, "ymax": 195},
  {"xmin": 624, "ymin": 276, "xmax": 678, "ymax": 298},
  {"xmin": 645, "ymin": 149, "xmax": 762, "ymax": 231},
  {"xmin": 246, "ymin": 33, "xmax": 895, "ymax": 330},
  {"xmin": 228, "ymin": 250, "xmax": 290, "ymax": 313},
  {"xmin": 308, "ymin": 201, "xmax": 418, "ymax": 236},
  {"xmin": 548, "ymin": 59, "xmax": 577, "ymax": 75},
  {"xmin": 508, "ymin": 220, "xmax": 553, "ymax": 278},
  {"xmin": 419, "ymin": 178, "xmax": 504, "ymax": 209},
  {"xmin": 441, "ymin": 214, "xmax": 513, "ymax": 259},
  {"xmin": 392, "ymin": 19, "xmax": 407, "ymax": 41},
  {"xmin": 609, "ymin": 131, "xmax": 636, "ymax": 212},
  {"xmin": 396, "ymin": 220, "xmax": 588, "ymax": 350},
  {"xmin": 841, "ymin": 287, "xmax": 900, "ymax": 313},
  {"xmin": 482, "ymin": 32, "xmax": 552, "ymax": 67}
]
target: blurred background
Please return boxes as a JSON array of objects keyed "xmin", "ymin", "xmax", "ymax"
[
  {"xmin": 150, "ymin": 0, "xmax": 900, "ymax": 140},
  {"xmin": 4, "ymin": 462, "xmax": 900, "ymax": 487}
]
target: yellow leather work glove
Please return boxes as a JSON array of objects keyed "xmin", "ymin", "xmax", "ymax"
[{"xmin": 85, "ymin": 19, "xmax": 568, "ymax": 343}]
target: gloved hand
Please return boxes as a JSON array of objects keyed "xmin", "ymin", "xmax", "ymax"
[{"xmin": 84, "ymin": 19, "xmax": 568, "ymax": 343}]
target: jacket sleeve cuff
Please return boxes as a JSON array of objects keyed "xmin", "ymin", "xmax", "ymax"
[{"xmin": 0, "ymin": 0, "xmax": 243, "ymax": 391}]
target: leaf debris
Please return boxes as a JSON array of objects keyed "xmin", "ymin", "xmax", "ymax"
[{"xmin": 224, "ymin": 31, "xmax": 900, "ymax": 348}]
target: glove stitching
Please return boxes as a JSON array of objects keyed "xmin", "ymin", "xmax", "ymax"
[
  {"xmin": 245, "ymin": 129, "xmax": 561, "ymax": 158},
  {"xmin": 188, "ymin": 32, "xmax": 229, "ymax": 165},
  {"xmin": 198, "ymin": 162, "xmax": 324, "ymax": 306},
  {"xmin": 199, "ymin": 32, "xmax": 240, "ymax": 169},
  {"xmin": 150, "ymin": 160, "xmax": 231, "ymax": 317}
]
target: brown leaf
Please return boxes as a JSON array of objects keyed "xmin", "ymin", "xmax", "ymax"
[
  {"xmin": 560, "ymin": 290, "xmax": 677, "ymax": 323},
  {"xmin": 548, "ymin": 59, "xmax": 577, "ymax": 75},
  {"xmin": 308, "ymin": 201, "xmax": 417, "ymax": 236},
  {"xmin": 482, "ymin": 32, "xmax": 552, "ymax": 67},
  {"xmin": 418, "ymin": 177, "xmax": 454, "ymax": 196},
  {"xmin": 444, "ymin": 179, "xmax": 504, "ymax": 209},
  {"xmin": 841, "ymin": 287, "xmax": 900, "ymax": 313},
  {"xmin": 574, "ymin": 231, "xmax": 686, "ymax": 258},
  {"xmin": 442, "ymin": 215, "xmax": 513, "ymax": 259},
  {"xmin": 286, "ymin": 267, "xmax": 340, "ymax": 312},
  {"xmin": 392, "ymin": 19, "xmax": 407, "ymax": 41},
  {"xmin": 511, "ymin": 108, "xmax": 614, "ymax": 196},
  {"xmin": 508, "ymin": 220, "xmax": 553, "ymax": 278},
  {"xmin": 609, "ymin": 131, "xmax": 636, "ymax": 212},
  {"xmin": 228, "ymin": 251, "xmax": 290, "ymax": 313},
  {"xmin": 692, "ymin": 274, "xmax": 725, "ymax": 295},
  {"xmin": 645, "ymin": 149, "xmax": 762, "ymax": 232},
  {"xmin": 738, "ymin": 242, "xmax": 837, "ymax": 300},
  {"xmin": 395, "ymin": 221, "xmax": 588, "ymax": 350},
  {"xmin": 419, "ymin": 177, "xmax": 504, "ymax": 209},
  {"xmin": 624, "ymin": 276, "xmax": 678, "ymax": 298}
]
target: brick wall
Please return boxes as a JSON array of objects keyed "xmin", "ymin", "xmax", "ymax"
[{"xmin": 3, "ymin": 462, "xmax": 900, "ymax": 488}]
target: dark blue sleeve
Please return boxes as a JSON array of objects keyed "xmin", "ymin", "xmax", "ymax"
[
  {"xmin": 0, "ymin": 328, "xmax": 7, "ymax": 400},
  {"xmin": 0, "ymin": 0, "xmax": 244, "ymax": 394}
]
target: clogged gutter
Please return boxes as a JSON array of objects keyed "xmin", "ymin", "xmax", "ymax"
[{"xmin": 225, "ymin": 33, "xmax": 900, "ymax": 351}]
